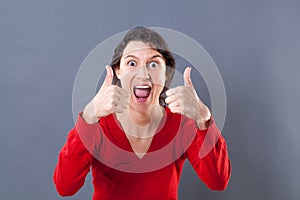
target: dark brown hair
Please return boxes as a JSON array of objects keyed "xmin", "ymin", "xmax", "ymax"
[{"xmin": 110, "ymin": 27, "xmax": 175, "ymax": 107}]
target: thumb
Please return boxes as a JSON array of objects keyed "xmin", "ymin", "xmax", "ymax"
[
  {"xmin": 183, "ymin": 67, "xmax": 193, "ymax": 87},
  {"xmin": 103, "ymin": 65, "xmax": 113, "ymax": 86}
]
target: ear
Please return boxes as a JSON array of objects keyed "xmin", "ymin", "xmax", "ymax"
[
  {"xmin": 114, "ymin": 67, "xmax": 121, "ymax": 79},
  {"xmin": 164, "ymin": 65, "xmax": 168, "ymax": 79}
]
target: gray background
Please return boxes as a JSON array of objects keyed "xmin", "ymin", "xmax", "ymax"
[{"xmin": 1, "ymin": 0, "xmax": 300, "ymax": 200}]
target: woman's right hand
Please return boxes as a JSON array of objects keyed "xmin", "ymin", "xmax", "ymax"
[{"xmin": 82, "ymin": 65, "xmax": 129, "ymax": 124}]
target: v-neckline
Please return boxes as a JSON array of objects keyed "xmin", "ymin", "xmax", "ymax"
[
  {"xmin": 125, "ymin": 134, "xmax": 154, "ymax": 159},
  {"xmin": 112, "ymin": 109, "xmax": 168, "ymax": 159}
]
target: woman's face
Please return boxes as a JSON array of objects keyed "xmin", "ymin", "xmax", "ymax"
[{"xmin": 115, "ymin": 41, "xmax": 166, "ymax": 113}]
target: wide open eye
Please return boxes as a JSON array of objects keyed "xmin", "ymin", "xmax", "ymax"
[
  {"xmin": 148, "ymin": 61, "xmax": 159, "ymax": 68},
  {"xmin": 128, "ymin": 60, "xmax": 137, "ymax": 67}
]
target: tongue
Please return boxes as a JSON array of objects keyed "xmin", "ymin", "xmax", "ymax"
[{"xmin": 134, "ymin": 89, "xmax": 150, "ymax": 98}]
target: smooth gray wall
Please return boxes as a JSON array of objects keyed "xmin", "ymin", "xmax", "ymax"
[{"xmin": 1, "ymin": 0, "xmax": 300, "ymax": 200}]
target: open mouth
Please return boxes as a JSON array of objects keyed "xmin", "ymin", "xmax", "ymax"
[{"xmin": 133, "ymin": 85, "xmax": 151, "ymax": 102}]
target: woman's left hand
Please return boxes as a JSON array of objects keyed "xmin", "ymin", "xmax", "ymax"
[{"xmin": 165, "ymin": 67, "xmax": 211, "ymax": 130}]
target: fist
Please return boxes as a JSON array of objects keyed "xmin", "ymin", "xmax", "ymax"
[
  {"xmin": 82, "ymin": 66, "xmax": 129, "ymax": 124},
  {"xmin": 165, "ymin": 67, "xmax": 211, "ymax": 129}
]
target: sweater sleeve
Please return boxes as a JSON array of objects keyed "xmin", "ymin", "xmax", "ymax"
[
  {"xmin": 53, "ymin": 113, "xmax": 101, "ymax": 196},
  {"xmin": 184, "ymin": 117, "xmax": 231, "ymax": 190}
]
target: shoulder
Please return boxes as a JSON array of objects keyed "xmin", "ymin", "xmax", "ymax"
[{"xmin": 165, "ymin": 106, "xmax": 195, "ymax": 127}]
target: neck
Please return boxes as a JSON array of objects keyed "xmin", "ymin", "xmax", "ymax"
[
  {"xmin": 116, "ymin": 105, "xmax": 164, "ymax": 138},
  {"xmin": 129, "ymin": 108, "xmax": 151, "ymax": 126}
]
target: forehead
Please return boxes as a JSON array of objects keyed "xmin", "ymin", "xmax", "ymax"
[{"xmin": 122, "ymin": 41, "xmax": 162, "ymax": 57}]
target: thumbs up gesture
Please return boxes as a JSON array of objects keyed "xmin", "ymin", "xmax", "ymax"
[
  {"xmin": 165, "ymin": 67, "xmax": 211, "ymax": 129},
  {"xmin": 82, "ymin": 65, "xmax": 129, "ymax": 124}
]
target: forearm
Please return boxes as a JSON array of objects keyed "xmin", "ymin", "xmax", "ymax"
[
  {"xmin": 53, "ymin": 113, "xmax": 101, "ymax": 196},
  {"xmin": 53, "ymin": 127, "xmax": 93, "ymax": 196},
  {"xmin": 198, "ymin": 134, "xmax": 231, "ymax": 190},
  {"xmin": 187, "ymin": 118, "xmax": 231, "ymax": 190}
]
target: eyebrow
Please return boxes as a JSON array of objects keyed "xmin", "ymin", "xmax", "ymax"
[{"xmin": 124, "ymin": 54, "xmax": 164, "ymax": 60}]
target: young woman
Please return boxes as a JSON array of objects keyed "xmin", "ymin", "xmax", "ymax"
[{"xmin": 53, "ymin": 27, "xmax": 231, "ymax": 200}]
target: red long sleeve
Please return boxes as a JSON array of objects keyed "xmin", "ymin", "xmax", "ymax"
[
  {"xmin": 185, "ymin": 117, "xmax": 231, "ymax": 190},
  {"xmin": 53, "ymin": 108, "xmax": 231, "ymax": 199},
  {"xmin": 53, "ymin": 114, "xmax": 101, "ymax": 196}
]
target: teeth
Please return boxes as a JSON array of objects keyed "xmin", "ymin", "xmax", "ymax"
[{"xmin": 135, "ymin": 85, "xmax": 151, "ymax": 89}]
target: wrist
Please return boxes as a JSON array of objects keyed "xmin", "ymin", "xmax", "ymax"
[
  {"xmin": 196, "ymin": 117, "xmax": 211, "ymax": 130},
  {"xmin": 82, "ymin": 101, "xmax": 98, "ymax": 124},
  {"xmin": 196, "ymin": 101, "xmax": 211, "ymax": 130}
]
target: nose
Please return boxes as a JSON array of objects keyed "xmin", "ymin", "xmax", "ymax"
[{"xmin": 136, "ymin": 65, "xmax": 150, "ymax": 80}]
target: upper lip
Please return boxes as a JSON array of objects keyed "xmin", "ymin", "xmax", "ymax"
[{"xmin": 134, "ymin": 84, "xmax": 152, "ymax": 89}]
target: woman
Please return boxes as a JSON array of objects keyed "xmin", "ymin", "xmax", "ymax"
[{"xmin": 53, "ymin": 27, "xmax": 231, "ymax": 200}]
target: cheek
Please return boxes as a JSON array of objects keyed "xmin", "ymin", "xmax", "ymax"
[
  {"xmin": 151, "ymin": 72, "xmax": 166, "ymax": 97},
  {"xmin": 116, "ymin": 61, "xmax": 132, "ymax": 79},
  {"xmin": 118, "ymin": 69, "xmax": 134, "ymax": 90},
  {"xmin": 153, "ymin": 69, "xmax": 166, "ymax": 86},
  {"xmin": 117, "ymin": 65, "xmax": 131, "ymax": 79},
  {"xmin": 120, "ymin": 75, "xmax": 132, "ymax": 88}
]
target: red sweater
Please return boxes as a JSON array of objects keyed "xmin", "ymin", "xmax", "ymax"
[{"xmin": 53, "ymin": 108, "xmax": 231, "ymax": 200}]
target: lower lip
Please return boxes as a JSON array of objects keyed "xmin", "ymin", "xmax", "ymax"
[{"xmin": 135, "ymin": 96, "xmax": 148, "ymax": 103}]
